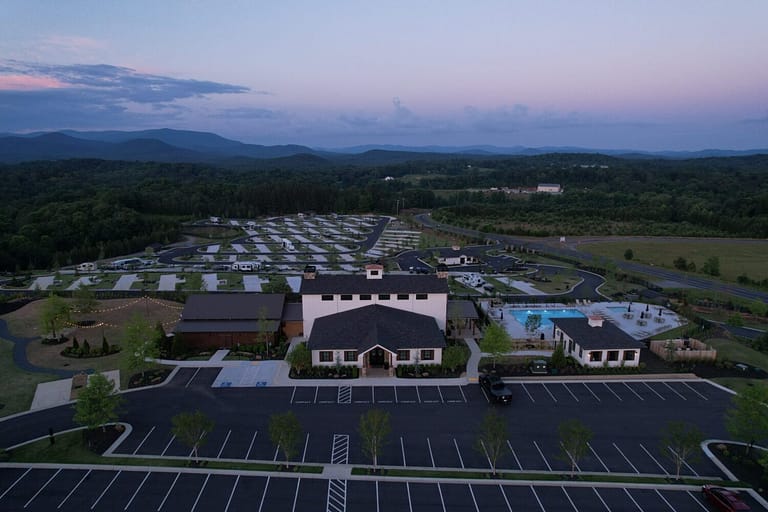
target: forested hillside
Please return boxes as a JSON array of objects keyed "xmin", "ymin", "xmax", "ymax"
[{"xmin": 0, "ymin": 154, "xmax": 766, "ymax": 272}]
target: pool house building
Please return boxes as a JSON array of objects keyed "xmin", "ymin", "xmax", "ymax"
[{"xmin": 552, "ymin": 316, "xmax": 643, "ymax": 368}]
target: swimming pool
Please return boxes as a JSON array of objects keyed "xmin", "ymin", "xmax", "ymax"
[{"xmin": 508, "ymin": 308, "xmax": 586, "ymax": 330}]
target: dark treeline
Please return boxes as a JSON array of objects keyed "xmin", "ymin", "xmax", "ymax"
[{"xmin": 1, "ymin": 154, "xmax": 766, "ymax": 271}]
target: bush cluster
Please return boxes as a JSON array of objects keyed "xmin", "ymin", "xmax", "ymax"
[
  {"xmin": 61, "ymin": 336, "xmax": 120, "ymax": 358},
  {"xmin": 289, "ymin": 365, "xmax": 359, "ymax": 379}
]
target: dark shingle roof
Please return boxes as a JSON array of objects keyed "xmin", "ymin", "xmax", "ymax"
[
  {"xmin": 300, "ymin": 274, "xmax": 449, "ymax": 295},
  {"xmin": 282, "ymin": 302, "xmax": 303, "ymax": 322},
  {"xmin": 181, "ymin": 293, "xmax": 284, "ymax": 321},
  {"xmin": 448, "ymin": 300, "xmax": 479, "ymax": 320},
  {"xmin": 175, "ymin": 320, "xmax": 279, "ymax": 334},
  {"xmin": 552, "ymin": 318, "xmax": 641, "ymax": 350},
  {"xmin": 308, "ymin": 305, "xmax": 446, "ymax": 353}
]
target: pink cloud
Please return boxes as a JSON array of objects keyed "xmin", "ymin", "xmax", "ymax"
[{"xmin": 0, "ymin": 74, "xmax": 65, "ymax": 90}]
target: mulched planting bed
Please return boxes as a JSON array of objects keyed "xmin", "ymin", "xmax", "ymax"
[
  {"xmin": 708, "ymin": 442, "xmax": 768, "ymax": 497},
  {"xmin": 83, "ymin": 424, "xmax": 123, "ymax": 454},
  {"xmin": 128, "ymin": 368, "xmax": 172, "ymax": 388}
]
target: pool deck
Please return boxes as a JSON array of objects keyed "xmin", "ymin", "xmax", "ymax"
[{"xmin": 483, "ymin": 301, "xmax": 686, "ymax": 340}]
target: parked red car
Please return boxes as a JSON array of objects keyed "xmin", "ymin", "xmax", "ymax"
[{"xmin": 702, "ymin": 485, "xmax": 750, "ymax": 511}]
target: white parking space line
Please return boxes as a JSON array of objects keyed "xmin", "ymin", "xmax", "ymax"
[
  {"xmin": 372, "ymin": 387, "xmax": 375, "ymax": 403},
  {"xmin": 454, "ymin": 438, "xmax": 466, "ymax": 468},
  {"xmin": 375, "ymin": 481, "xmax": 380, "ymax": 512},
  {"xmin": 257, "ymin": 476, "xmax": 270, "ymax": 512},
  {"xmin": 245, "ymin": 431, "xmax": 258, "ymax": 459},
  {"xmin": 224, "ymin": 475, "xmax": 240, "ymax": 512},
  {"xmin": 459, "ymin": 386, "xmax": 468, "ymax": 403},
  {"xmin": 642, "ymin": 382, "xmax": 666, "ymax": 400},
  {"xmin": 507, "ymin": 441, "xmax": 523, "ymax": 470},
  {"xmin": 427, "ymin": 437, "xmax": 436, "ymax": 467},
  {"xmin": 394, "ymin": 387, "xmax": 399, "ymax": 404},
  {"xmin": 561, "ymin": 486, "xmax": 579, "ymax": 511},
  {"xmin": 274, "ymin": 444, "xmax": 281, "ymax": 461},
  {"xmin": 480, "ymin": 388, "xmax": 490, "ymax": 403},
  {"xmin": 401, "ymin": 437, "xmax": 407, "ymax": 466},
  {"xmin": 480, "ymin": 440, "xmax": 493, "ymax": 469},
  {"xmin": 157, "ymin": 472, "xmax": 180, "ymax": 511},
  {"xmin": 593, "ymin": 488, "xmax": 612, "ymax": 511},
  {"xmin": 302, "ymin": 433, "xmax": 310, "ymax": 463},
  {"xmin": 562, "ymin": 383, "xmax": 579, "ymax": 402},
  {"xmin": 533, "ymin": 441, "xmax": 552, "ymax": 471},
  {"xmin": 542, "ymin": 384, "xmax": 558, "ymax": 402},
  {"xmin": 560, "ymin": 443, "xmax": 581, "ymax": 472},
  {"xmin": 437, "ymin": 483, "xmax": 447, "ymax": 512},
  {"xmin": 0, "ymin": 467, "xmax": 31, "ymax": 501},
  {"xmin": 623, "ymin": 382, "xmax": 644, "ymax": 401},
  {"xmin": 682, "ymin": 382, "xmax": 708, "ymax": 400},
  {"xmin": 191, "ymin": 474, "xmax": 211, "ymax": 512},
  {"xmin": 217, "ymin": 429, "xmax": 232, "ymax": 458},
  {"xmin": 499, "ymin": 485, "xmax": 513, "ymax": 512},
  {"xmin": 24, "ymin": 468, "xmax": 61, "ymax": 508},
  {"xmin": 521, "ymin": 383, "xmax": 535, "ymax": 403},
  {"xmin": 625, "ymin": 488, "xmax": 645, "ymax": 511},
  {"xmin": 437, "ymin": 386, "xmax": 445, "ymax": 403},
  {"xmin": 663, "ymin": 382, "xmax": 686, "ymax": 400},
  {"xmin": 468, "ymin": 484, "xmax": 480, "ymax": 512},
  {"xmin": 406, "ymin": 482, "xmax": 413, "ymax": 512},
  {"xmin": 686, "ymin": 490, "xmax": 709, "ymax": 511},
  {"xmin": 640, "ymin": 443, "xmax": 669, "ymax": 474},
  {"xmin": 416, "ymin": 387, "xmax": 422, "ymax": 403},
  {"xmin": 588, "ymin": 443, "xmax": 610, "ymax": 472},
  {"xmin": 190, "ymin": 432, "xmax": 207, "ymax": 457},
  {"xmin": 133, "ymin": 426, "xmax": 156, "ymax": 454},
  {"xmin": 58, "ymin": 469, "xmax": 92, "ymax": 509},
  {"xmin": 667, "ymin": 446, "xmax": 699, "ymax": 476},
  {"xmin": 530, "ymin": 486, "xmax": 546, "ymax": 512},
  {"xmin": 655, "ymin": 489, "xmax": 677, "ymax": 511},
  {"xmin": 291, "ymin": 479, "xmax": 301, "ymax": 512},
  {"xmin": 583, "ymin": 383, "xmax": 601, "ymax": 402},
  {"xmin": 123, "ymin": 472, "xmax": 150, "ymax": 511},
  {"xmin": 161, "ymin": 435, "xmax": 176, "ymax": 456},
  {"xmin": 93, "ymin": 470, "xmax": 122, "ymax": 510},
  {"xmin": 613, "ymin": 443, "xmax": 640, "ymax": 473},
  {"xmin": 603, "ymin": 383, "xmax": 623, "ymax": 401},
  {"xmin": 185, "ymin": 368, "xmax": 201, "ymax": 388}
]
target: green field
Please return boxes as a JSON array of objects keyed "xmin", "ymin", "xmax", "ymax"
[
  {"xmin": 579, "ymin": 239, "xmax": 768, "ymax": 283},
  {"xmin": 0, "ymin": 338, "xmax": 59, "ymax": 418}
]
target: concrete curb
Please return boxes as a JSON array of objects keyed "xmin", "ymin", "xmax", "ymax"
[{"xmin": 701, "ymin": 439, "xmax": 768, "ymax": 510}]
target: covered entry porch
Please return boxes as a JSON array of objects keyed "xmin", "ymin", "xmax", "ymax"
[{"xmin": 361, "ymin": 344, "xmax": 395, "ymax": 377}]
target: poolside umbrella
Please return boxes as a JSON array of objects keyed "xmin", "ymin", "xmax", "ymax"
[{"xmin": 646, "ymin": 304, "xmax": 649, "ymax": 312}]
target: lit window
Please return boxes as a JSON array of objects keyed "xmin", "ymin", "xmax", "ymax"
[
  {"xmin": 344, "ymin": 350, "xmax": 357, "ymax": 362},
  {"xmin": 589, "ymin": 351, "xmax": 602, "ymax": 362}
]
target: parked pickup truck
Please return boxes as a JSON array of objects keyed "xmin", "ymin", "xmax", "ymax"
[{"xmin": 479, "ymin": 374, "xmax": 513, "ymax": 404}]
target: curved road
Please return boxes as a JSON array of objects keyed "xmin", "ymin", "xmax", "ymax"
[{"xmin": 414, "ymin": 213, "xmax": 768, "ymax": 304}]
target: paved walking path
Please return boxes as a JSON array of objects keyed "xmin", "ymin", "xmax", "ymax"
[{"xmin": 0, "ymin": 319, "xmax": 77, "ymax": 378}]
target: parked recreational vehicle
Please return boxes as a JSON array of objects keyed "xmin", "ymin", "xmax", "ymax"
[
  {"xmin": 76, "ymin": 262, "xmax": 97, "ymax": 272},
  {"xmin": 231, "ymin": 261, "xmax": 259, "ymax": 272}
]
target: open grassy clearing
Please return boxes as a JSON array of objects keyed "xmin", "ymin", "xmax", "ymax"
[
  {"xmin": 0, "ymin": 338, "xmax": 59, "ymax": 418},
  {"xmin": 579, "ymin": 239, "xmax": 768, "ymax": 283},
  {"xmin": 2, "ymin": 298, "xmax": 182, "ymax": 387},
  {"xmin": 705, "ymin": 337, "xmax": 768, "ymax": 372}
]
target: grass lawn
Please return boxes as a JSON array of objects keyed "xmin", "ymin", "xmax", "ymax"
[
  {"xmin": 0, "ymin": 338, "xmax": 59, "ymax": 418},
  {"xmin": 705, "ymin": 337, "xmax": 768, "ymax": 371},
  {"xmin": 579, "ymin": 239, "xmax": 768, "ymax": 283},
  {"xmin": 710, "ymin": 377, "xmax": 767, "ymax": 395}
]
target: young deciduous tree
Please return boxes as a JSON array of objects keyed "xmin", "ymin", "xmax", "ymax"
[
  {"xmin": 39, "ymin": 293, "xmax": 70, "ymax": 339},
  {"xmin": 123, "ymin": 314, "xmax": 159, "ymax": 379},
  {"xmin": 559, "ymin": 418, "xmax": 592, "ymax": 478},
  {"xmin": 269, "ymin": 411, "xmax": 303, "ymax": 467},
  {"xmin": 285, "ymin": 342, "xmax": 312, "ymax": 375},
  {"xmin": 72, "ymin": 284, "xmax": 97, "ymax": 315},
  {"xmin": 74, "ymin": 373, "xmax": 122, "ymax": 437},
  {"xmin": 476, "ymin": 410, "xmax": 508, "ymax": 476},
  {"xmin": 524, "ymin": 314, "xmax": 542, "ymax": 336},
  {"xmin": 171, "ymin": 410, "xmax": 215, "ymax": 464},
  {"xmin": 479, "ymin": 322, "xmax": 512, "ymax": 368},
  {"xmin": 441, "ymin": 344, "xmax": 469, "ymax": 373},
  {"xmin": 726, "ymin": 384, "xmax": 768, "ymax": 455},
  {"xmin": 359, "ymin": 409, "xmax": 391, "ymax": 471},
  {"xmin": 661, "ymin": 420, "xmax": 702, "ymax": 480}
]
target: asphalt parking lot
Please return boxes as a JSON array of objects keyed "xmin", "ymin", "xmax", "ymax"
[{"xmin": 2, "ymin": 466, "xmax": 764, "ymax": 511}]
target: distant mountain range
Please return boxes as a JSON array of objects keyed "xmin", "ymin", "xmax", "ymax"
[{"xmin": 0, "ymin": 129, "xmax": 765, "ymax": 165}]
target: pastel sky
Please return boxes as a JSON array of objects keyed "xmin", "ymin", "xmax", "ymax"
[{"xmin": 1, "ymin": 0, "xmax": 766, "ymax": 150}]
